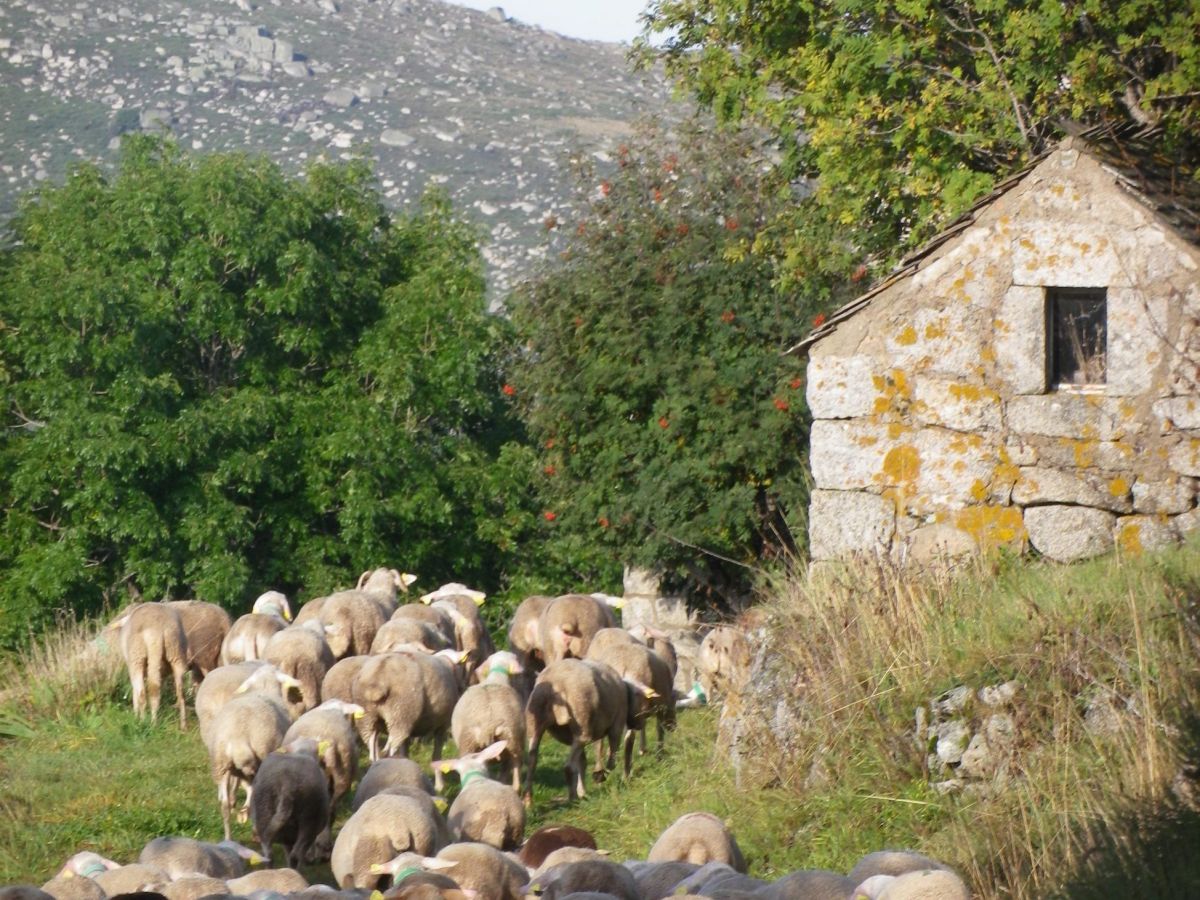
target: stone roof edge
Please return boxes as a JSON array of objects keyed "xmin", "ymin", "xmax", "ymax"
[{"xmin": 785, "ymin": 123, "xmax": 1190, "ymax": 357}]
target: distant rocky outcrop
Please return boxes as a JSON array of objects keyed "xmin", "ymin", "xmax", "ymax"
[{"xmin": 0, "ymin": 0, "xmax": 670, "ymax": 294}]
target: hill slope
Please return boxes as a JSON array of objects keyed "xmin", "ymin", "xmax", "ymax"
[{"xmin": 0, "ymin": 0, "xmax": 669, "ymax": 291}]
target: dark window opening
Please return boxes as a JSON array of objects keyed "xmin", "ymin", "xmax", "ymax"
[{"xmin": 1047, "ymin": 287, "xmax": 1107, "ymax": 387}]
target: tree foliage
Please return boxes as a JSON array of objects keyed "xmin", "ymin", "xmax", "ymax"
[
  {"xmin": 507, "ymin": 120, "xmax": 811, "ymax": 601},
  {"xmin": 640, "ymin": 0, "xmax": 1200, "ymax": 289},
  {"xmin": 0, "ymin": 136, "xmax": 526, "ymax": 645}
]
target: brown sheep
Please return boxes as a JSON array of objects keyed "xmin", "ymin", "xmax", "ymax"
[
  {"xmin": 319, "ymin": 590, "xmax": 388, "ymax": 659},
  {"xmin": 164, "ymin": 600, "xmax": 231, "ymax": 682},
  {"xmin": 353, "ymin": 757, "xmax": 436, "ymax": 811},
  {"xmin": 115, "ymin": 603, "xmax": 190, "ymax": 728},
  {"xmin": 524, "ymin": 658, "xmax": 629, "ymax": 802},
  {"xmin": 436, "ymin": 841, "xmax": 529, "ymax": 900}
]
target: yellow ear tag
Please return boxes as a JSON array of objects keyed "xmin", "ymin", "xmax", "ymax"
[
  {"xmin": 353, "ymin": 710, "xmax": 365, "ymax": 719},
  {"xmin": 248, "ymin": 853, "xmax": 262, "ymax": 866},
  {"xmin": 441, "ymin": 764, "xmax": 453, "ymax": 774},
  {"xmin": 62, "ymin": 872, "xmax": 75, "ymax": 880},
  {"xmin": 433, "ymin": 797, "xmax": 449, "ymax": 813},
  {"xmin": 318, "ymin": 740, "xmax": 331, "ymax": 755},
  {"xmin": 368, "ymin": 866, "xmax": 385, "ymax": 876},
  {"xmin": 473, "ymin": 594, "xmax": 486, "ymax": 606},
  {"xmin": 458, "ymin": 651, "xmax": 469, "ymax": 664}
]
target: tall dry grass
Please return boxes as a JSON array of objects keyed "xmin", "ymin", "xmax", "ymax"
[
  {"xmin": 0, "ymin": 610, "xmax": 125, "ymax": 724},
  {"xmin": 728, "ymin": 543, "xmax": 1200, "ymax": 898}
]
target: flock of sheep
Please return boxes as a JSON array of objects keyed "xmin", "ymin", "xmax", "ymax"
[{"xmin": 1, "ymin": 567, "xmax": 970, "ymax": 900}]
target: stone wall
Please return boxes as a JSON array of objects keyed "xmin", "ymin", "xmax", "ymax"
[{"xmin": 806, "ymin": 142, "xmax": 1200, "ymax": 563}]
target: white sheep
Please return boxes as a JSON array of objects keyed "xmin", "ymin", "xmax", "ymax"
[
  {"xmin": 433, "ymin": 742, "xmax": 525, "ymax": 850},
  {"xmin": 113, "ymin": 603, "xmax": 190, "ymax": 728},
  {"xmin": 451, "ymin": 651, "xmax": 526, "ymax": 792},
  {"xmin": 331, "ymin": 793, "xmax": 442, "ymax": 889}
]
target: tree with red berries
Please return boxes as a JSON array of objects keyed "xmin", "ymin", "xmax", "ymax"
[{"xmin": 507, "ymin": 119, "xmax": 815, "ymax": 603}]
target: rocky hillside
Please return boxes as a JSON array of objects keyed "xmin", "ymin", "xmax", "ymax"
[{"xmin": 0, "ymin": 0, "xmax": 669, "ymax": 293}]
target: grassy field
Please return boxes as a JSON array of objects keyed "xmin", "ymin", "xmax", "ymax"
[{"xmin": 4, "ymin": 541, "xmax": 1200, "ymax": 897}]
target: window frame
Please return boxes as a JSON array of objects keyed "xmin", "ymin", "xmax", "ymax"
[{"xmin": 1045, "ymin": 286, "xmax": 1108, "ymax": 391}]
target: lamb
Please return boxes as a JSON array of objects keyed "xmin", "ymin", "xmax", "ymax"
[
  {"xmin": 433, "ymin": 742, "xmax": 525, "ymax": 850},
  {"xmin": 696, "ymin": 627, "xmax": 750, "ymax": 701},
  {"xmin": 251, "ymin": 737, "xmax": 333, "ymax": 869},
  {"xmin": 353, "ymin": 757, "xmax": 436, "ymax": 811},
  {"xmin": 208, "ymin": 667, "xmax": 295, "ymax": 839},
  {"xmin": 138, "ymin": 836, "xmax": 260, "ymax": 878},
  {"xmin": 517, "ymin": 825, "xmax": 597, "ymax": 871},
  {"xmin": 524, "ymin": 859, "xmax": 639, "ymax": 900},
  {"xmin": 845, "ymin": 850, "xmax": 950, "ymax": 884},
  {"xmin": 225, "ymin": 867, "xmax": 309, "ymax": 895},
  {"xmin": 331, "ymin": 794, "xmax": 442, "ymax": 889},
  {"xmin": 115, "ymin": 602, "xmax": 190, "ymax": 728},
  {"xmin": 584, "ymin": 636, "xmax": 675, "ymax": 754},
  {"xmin": 435, "ymin": 842, "xmax": 529, "ymax": 900},
  {"xmin": 160, "ymin": 874, "xmax": 230, "ymax": 900},
  {"xmin": 451, "ymin": 651, "xmax": 526, "ymax": 791},
  {"xmin": 283, "ymin": 699, "xmax": 365, "ymax": 829},
  {"xmin": 195, "ymin": 661, "xmax": 300, "ymax": 749},
  {"xmin": 263, "ymin": 620, "xmax": 336, "ymax": 714},
  {"xmin": 646, "ymin": 813, "xmax": 747, "ymax": 873},
  {"xmin": 537, "ymin": 594, "xmax": 619, "ymax": 664},
  {"xmin": 221, "ymin": 592, "xmax": 292, "ymax": 665},
  {"xmin": 524, "ymin": 658, "xmax": 629, "ymax": 802},
  {"xmin": 164, "ymin": 600, "xmax": 232, "ymax": 682}
]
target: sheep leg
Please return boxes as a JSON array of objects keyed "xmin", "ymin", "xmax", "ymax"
[
  {"xmin": 173, "ymin": 664, "xmax": 187, "ymax": 731},
  {"xmin": 219, "ymin": 772, "xmax": 235, "ymax": 841},
  {"xmin": 590, "ymin": 739, "xmax": 607, "ymax": 784},
  {"xmin": 238, "ymin": 781, "xmax": 253, "ymax": 824},
  {"xmin": 639, "ymin": 723, "xmax": 648, "ymax": 755},
  {"xmin": 130, "ymin": 661, "xmax": 147, "ymax": 720},
  {"xmin": 525, "ymin": 727, "xmax": 544, "ymax": 805},
  {"xmin": 656, "ymin": 712, "xmax": 667, "ymax": 749},
  {"xmin": 623, "ymin": 729, "xmax": 635, "ymax": 779},
  {"xmin": 510, "ymin": 753, "xmax": 521, "ymax": 795},
  {"xmin": 146, "ymin": 659, "xmax": 162, "ymax": 724},
  {"xmin": 566, "ymin": 740, "xmax": 586, "ymax": 800}
]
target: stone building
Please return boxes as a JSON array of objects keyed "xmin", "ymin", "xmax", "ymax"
[{"xmin": 794, "ymin": 127, "xmax": 1200, "ymax": 563}]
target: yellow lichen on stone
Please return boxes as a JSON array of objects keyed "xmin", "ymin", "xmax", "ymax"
[
  {"xmin": 1109, "ymin": 476, "xmax": 1130, "ymax": 497},
  {"xmin": 924, "ymin": 321, "xmax": 946, "ymax": 340},
  {"xmin": 1117, "ymin": 521, "xmax": 1144, "ymax": 555},
  {"xmin": 954, "ymin": 506, "xmax": 1026, "ymax": 549},
  {"xmin": 1065, "ymin": 437, "xmax": 1096, "ymax": 467},
  {"xmin": 896, "ymin": 325, "xmax": 918, "ymax": 346},
  {"xmin": 970, "ymin": 479, "xmax": 989, "ymax": 501},
  {"xmin": 882, "ymin": 445, "xmax": 921, "ymax": 483}
]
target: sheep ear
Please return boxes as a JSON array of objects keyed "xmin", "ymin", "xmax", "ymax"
[
  {"xmin": 479, "ymin": 740, "xmax": 507, "ymax": 761},
  {"xmin": 401, "ymin": 572, "xmax": 418, "ymax": 588},
  {"xmin": 423, "ymin": 858, "xmax": 457, "ymax": 871},
  {"xmin": 357, "ymin": 571, "xmax": 372, "ymax": 589}
]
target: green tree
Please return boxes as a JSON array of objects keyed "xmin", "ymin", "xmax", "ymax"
[
  {"xmin": 0, "ymin": 136, "xmax": 525, "ymax": 645},
  {"xmin": 507, "ymin": 120, "xmax": 811, "ymax": 603},
  {"xmin": 640, "ymin": 0, "xmax": 1200, "ymax": 290}
]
